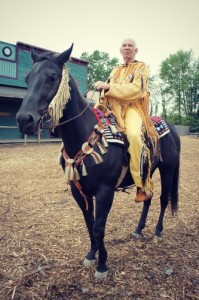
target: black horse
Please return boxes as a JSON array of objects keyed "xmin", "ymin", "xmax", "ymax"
[{"xmin": 16, "ymin": 45, "xmax": 180, "ymax": 279}]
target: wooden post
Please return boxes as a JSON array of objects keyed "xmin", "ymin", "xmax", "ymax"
[
  {"xmin": 24, "ymin": 134, "xmax": 27, "ymax": 145},
  {"xmin": 38, "ymin": 127, "xmax": 41, "ymax": 143}
]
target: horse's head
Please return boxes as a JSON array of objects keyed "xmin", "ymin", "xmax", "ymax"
[{"xmin": 16, "ymin": 44, "xmax": 73, "ymax": 135}]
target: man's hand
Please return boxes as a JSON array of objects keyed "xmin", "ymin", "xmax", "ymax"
[{"xmin": 94, "ymin": 81, "xmax": 110, "ymax": 91}]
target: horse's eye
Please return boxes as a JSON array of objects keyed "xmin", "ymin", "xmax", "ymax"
[{"xmin": 48, "ymin": 74, "xmax": 57, "ymax": 83}]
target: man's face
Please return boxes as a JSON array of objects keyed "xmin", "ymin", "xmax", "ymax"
[{"xmin": 120, "ymin": 39, "xmax": 138, "ymax": 62}]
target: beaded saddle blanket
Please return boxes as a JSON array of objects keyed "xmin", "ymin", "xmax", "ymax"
[
  {"xmin": 92, "ymin": 108, "xmax": 125, "ymax": 145},
  {"xmin": 151, "ymin": 116, "xmax": 170, "ymax": 138},
  {"xmin": 93, "ymin": 108, "xmax": 170, "ymax": 141}
]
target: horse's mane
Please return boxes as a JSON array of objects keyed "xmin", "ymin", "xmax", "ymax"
[{"xmin": 48, "ymin": 64, "xmax": 70, "ymax": 128}]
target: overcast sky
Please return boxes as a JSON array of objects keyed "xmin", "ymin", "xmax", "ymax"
[{"xmin": 1, "ymin": 0, "xmax": 198, "ymax": 74}]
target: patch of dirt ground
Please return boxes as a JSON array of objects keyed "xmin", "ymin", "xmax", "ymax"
[{"xmin": 0, "ymin": 137, "xmax": 198, "ymax": 300}]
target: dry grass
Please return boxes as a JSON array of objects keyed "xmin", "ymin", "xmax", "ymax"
[{"xmin": 0, "ymin": 137, "xmax": 198, "ymax": 300}]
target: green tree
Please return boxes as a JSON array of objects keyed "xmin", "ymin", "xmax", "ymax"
[
  {"xmin": 80, "ymin": 50, "xmax": 119, "ymax": 89},
  {"xmin": 159, "ymin": 50, "xmax": 199, "ymax": 125},
  {"xmin": 148, "ymin": 75, "xmax": 162, "ymax": 116}
]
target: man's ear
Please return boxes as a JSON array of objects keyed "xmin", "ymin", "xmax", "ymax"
[{"xmin": 135, "ymin": 48, "xmax": 138, "ymax": 54}]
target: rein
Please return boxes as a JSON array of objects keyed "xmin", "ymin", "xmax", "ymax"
[
  {"xmin": 57, "ymin": 84, "xmax": 98, "ymax": 127},
  {"xmin": 56, "ymin": 101, "xmax": 90, "ymax": 127},
  {"xmin": 49, "ymin": 84, "xmax": 97, "ymax": 128}
]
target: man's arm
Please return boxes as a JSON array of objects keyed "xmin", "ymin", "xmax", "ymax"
[{"xmin": 105, "ymin": 62, "xmax": 149, "ymax": 101}]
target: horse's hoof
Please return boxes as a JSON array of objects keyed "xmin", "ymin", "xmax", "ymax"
[
  {"xmin": 132, "ymin": 232, "xmax": 143, "ymax": 240},
  {"xmin": 153, "ymin": 235, "xmax": 162, "ymax": 244},
  {"xmin": 83, "ymin": 258, "xmax": 96, "ymax": 267},
  {"xmin": 94, "ymin": 270, "xmax": 108, "ymax": 280}
]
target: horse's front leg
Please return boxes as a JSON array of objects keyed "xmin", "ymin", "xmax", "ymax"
[
  {"xmin": 70, "ymin": 184, "xmax": 97, "ymax": 266},
  {"xmin": 82, "ymin": 204, "xmax": 98, "ymax": 267},
  {"xmin": 94, "ymin": 185, "xmax": 114, "ymax": 279},
  {"xmin": 133, "ymin": 199, "xmax": 151, "ymax": 239}
]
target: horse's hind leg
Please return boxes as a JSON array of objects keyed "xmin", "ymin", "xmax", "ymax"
[
  {"xmin": 133, "ymin": 199, "xmax": 151, "ymax": 238},
  {"xmin": 154, "ymin": 168, "xmax": 173, "ymax": 239}
]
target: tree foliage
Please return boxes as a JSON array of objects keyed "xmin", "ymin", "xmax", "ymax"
[
  {"xmin": 148, "ymin": 75, "xmax": 161, "ymax": 116},
  {"xmin": 159, "ymin": 50, "xmax": 199, "ymax": 128},
  {"xmin": 80, "ymin": 50, "xmax": 119, "ymax": 89}
]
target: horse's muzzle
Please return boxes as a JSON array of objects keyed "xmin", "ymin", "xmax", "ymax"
[{"xmin": 16, "ymin": 111, "xmax": 41, "ymax": 135}]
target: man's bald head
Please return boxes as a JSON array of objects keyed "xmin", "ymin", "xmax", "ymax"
[{"xmin": 120, "ymin": 38, "xmax": 138, "ymax": 64}]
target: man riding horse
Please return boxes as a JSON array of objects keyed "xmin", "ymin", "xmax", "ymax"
[
  {"xmin": 94, "ymin": 38, "xmax": 158, "ymax": 202},
  {"xmin": 16, "ymin": 42, "xmax": 180, "ymax": 279}
]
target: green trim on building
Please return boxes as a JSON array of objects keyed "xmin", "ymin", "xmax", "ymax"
[{"xmin": 0, "ymin": 41, "xmax": 88, "ymax": 94}]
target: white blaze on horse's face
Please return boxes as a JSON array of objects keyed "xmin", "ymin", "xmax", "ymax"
[{"xmin": 16, "ymin": 44, "xmax": 74, "ymax": 135}]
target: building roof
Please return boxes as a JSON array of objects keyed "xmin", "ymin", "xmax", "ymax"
[{"xmin": 16, "ymin": 41, "xmax": 88, "ymax": 66}]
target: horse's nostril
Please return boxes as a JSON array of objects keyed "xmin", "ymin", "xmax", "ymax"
[
  {"xmin": 16, "ymin": 111, "xmax": 38, "ymax": 133},
  {"xmin": 17, "ymin": 113, "xmax": 34, "ymax": 125},
  {"xmin": 28, "ymin": 114, "xmax": 34, "ymax": 123}
]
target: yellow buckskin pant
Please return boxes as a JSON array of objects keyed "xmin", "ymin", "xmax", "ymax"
[{"xmin": 125, "ymin": 108, "xmax": 153, "ymax": 192}]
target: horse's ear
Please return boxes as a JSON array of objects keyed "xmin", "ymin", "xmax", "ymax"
[
  {"xmin": 56, "ymin": 43, "xmax": 74, "ymax": 66},
  {"xmin": 31, "ymin": 48, "xmax": 40, "ymax": 63}
]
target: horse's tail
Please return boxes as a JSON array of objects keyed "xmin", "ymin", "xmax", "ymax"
[{"xmin": 170, "ymin": 160, "xmax": 180, "ymax": 215}]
